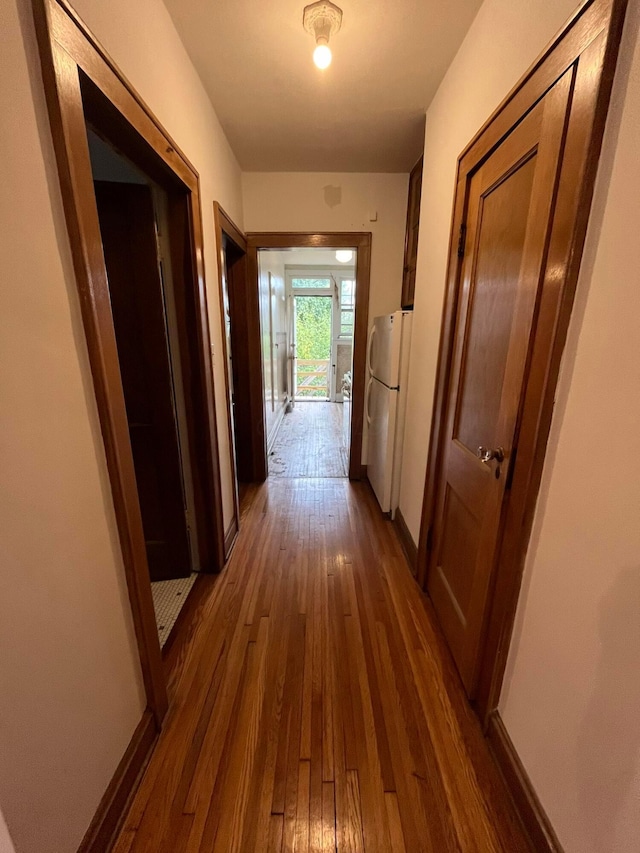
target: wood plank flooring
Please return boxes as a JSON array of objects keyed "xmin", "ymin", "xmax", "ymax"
[
  {"xmin": 269, "ymin": 403, "xmax": 348, "ymax": 478},
  {"xmin": 113, "ymin": 478, "xmax": 530, "ymax": 852}
]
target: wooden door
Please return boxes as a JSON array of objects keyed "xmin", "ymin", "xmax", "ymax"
[
  {"xmin": 401, "ymin": 156, "xmax": 422, "ymax": 309},
  {"xmin": 94, "ymin": 181, "xmax": 191, "ymax": 582},
  {"xmin": 426, "ymin": 72, "xmax": 575, "ymax": 693}
]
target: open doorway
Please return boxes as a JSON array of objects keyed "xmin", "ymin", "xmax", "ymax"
[
  {"xmin": 256, "ymin": 249, "xmax": 356, "ymax": 479},
  {"xmin": 34, "ymin": 0, "xmax": 230, "ymax": 727},
  {"xmin": 87, "ymin": 131, "xmax": 202, "ymax": 648},
  {"xmin": 214, "ymin": 230, "xmax": 370, "ymax": 503},
  {"xmin": 213, "ymin": 204, "xmax": 260, "ymax": 523},
  {"xmin": 242, "ymin": 234, "xmax": 370, "ymax": 482}
]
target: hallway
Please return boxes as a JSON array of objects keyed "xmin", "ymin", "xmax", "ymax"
[
  {"xmin": 113, "ymin": 478, "xmax": 528, "ymax": 852},
  {"xmin": 269, "ymin": 403, "xmax": 348, "ymax": 478}
]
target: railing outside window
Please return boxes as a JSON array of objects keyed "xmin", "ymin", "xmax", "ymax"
[{"xmin": 296, "ymin": 359, "xmax": 330, "ymax": 398}]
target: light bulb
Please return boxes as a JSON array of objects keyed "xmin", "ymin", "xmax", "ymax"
[
  {"xmin": 313, "ymin": 43, "xmax": 332, "ymax": 69},
  {"xmin": 336, "ymin": 250, "xmax": 353, "ymax": 263}
]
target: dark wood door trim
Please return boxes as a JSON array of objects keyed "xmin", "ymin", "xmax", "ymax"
[
  {"xmin": 215, "ymin": 202, "xmax": 247, "ymax": 254},
  {"xmin": 213, "ymin": 202, "xmax": 246, "ymax": 551},
  {"xmin": 416, "ymin": 0, "xmax": 627, "ymax": 722},
  {"xmin": 213, "ymin": 209, "xmax": 266, "ymax": 484},
  {"xmin": 246, "ymin": 232, "xmax": 372, "ymax": 480},
  {"xmin": 32, "ymin": 0, "xmax": 227, "ymax": 726}
]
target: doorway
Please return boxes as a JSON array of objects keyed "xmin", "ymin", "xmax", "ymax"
[
  {"xmin": 245, "ymin": 234, "xmax": 371, "ymax": 482},
  {"xmin": 257, "ymin": 250, "xmax": 357, "ymax": 480},
  {"xmin": 87, "ymin": 132, "xmax": 202, "ymax": 646},
  {"xmin": 213, "ymin": 203, "xmax": 258, "ymax": 524},
  {"xmin": 293, "ymin": 295, "xmax": 333, "ymax": 401},
  {"xmin": 35, "ymin": 0, "xmax": 227, "ymax": 726}
]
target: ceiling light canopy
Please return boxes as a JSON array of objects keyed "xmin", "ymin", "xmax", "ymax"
[
  {"xmin": 303, "ymin": 1, "xmax": 343, "ymax": 70},
  {"xmin": 335, "ymin": 250, "xmax": 353, "ymax": 263}
]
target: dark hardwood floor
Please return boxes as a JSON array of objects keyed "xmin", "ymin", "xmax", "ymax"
[{"xmin": 113, "ymin": 478, "xmax": 529, "ymax": 852}]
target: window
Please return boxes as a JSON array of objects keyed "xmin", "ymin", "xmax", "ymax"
[
  {"xmin": 339, "ymin": 279, "xmax": 355, "ymax": 337},
  {"xmin": 340, "ymin": 279, "xmax": 355, "ymax": 308},
  {"xmin": 340, "ymin": 310, "xmax": 354, "ymax": 337},
  {"xmin": 290, "ymin": 277, "xmax": 332, "ymax": 289}
]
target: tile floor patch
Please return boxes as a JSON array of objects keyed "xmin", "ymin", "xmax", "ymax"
[{"xmin": 151, "ymin": 573, "xmax": 198, "ymax": 647}]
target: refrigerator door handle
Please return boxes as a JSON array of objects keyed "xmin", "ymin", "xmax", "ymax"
[
  {"xmin": 365, "ymin": 376, "xmax": 374, "ymax": 425},
  {"xmin": 366, "ymin": 325, "xmax": 377, "ymax": 376}
]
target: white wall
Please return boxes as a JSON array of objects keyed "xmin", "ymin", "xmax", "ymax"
[
  {"xmin": 0, "ymin": 0, "xmax": 242, "ymax": 850},
  {"xmin": 398, "ymin": 0, "xmax": 640, "ymax": 851},
  {"xmin": 242, "ymin": 173, "xmax": 408, "ymax": 322},
  {"xmin": 242, "ymin": 172, "xmax": 409, "ymax": 462}
]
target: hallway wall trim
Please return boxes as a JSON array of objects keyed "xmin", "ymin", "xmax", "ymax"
[
  {"xmin": 393, "ymin": 507, "xmax": 417, "ymax": 575},
  {"xmin": 487, "ymin": 711, "xmax": 564, "ymax": 853},
  {"xmin": 224, "ymin": 516, "xmax": 239, "ymax": 559},
  {"xmin": 77, "ymin": 710, "xmax": 158, "ymax": 853}
]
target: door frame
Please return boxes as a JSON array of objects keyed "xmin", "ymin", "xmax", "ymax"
[
  {"xmin": 213, "ymin": 204, "xmax": 267, "ymax": 484},
  {"xmin": 213, "ymin": 203, "xmax": 247, "ymax": 552},
  {"xmin": 416, "ymin": 0, "xmax": 627, "ymax": 725},
  {"xmin": 246, "ymin": 233, "xmax": 372, "ymax": 480},
  {"xmin": 33, "ymin": 0, "xmax": 227, "ymax": 726}
]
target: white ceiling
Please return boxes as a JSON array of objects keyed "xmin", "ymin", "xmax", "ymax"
[{"xmin": 163, "ymin": 0, "xmax": 483, "ymax": 173}]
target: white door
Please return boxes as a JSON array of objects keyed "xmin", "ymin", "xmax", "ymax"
[
  {"xmin": 287, "ymin": 293, "xmax": 296, "ymax": 409},
  {"xmin": 293, "ymin": 294, "xmax": 333, "ymax": 400}
]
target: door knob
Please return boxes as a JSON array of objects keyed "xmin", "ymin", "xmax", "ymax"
[{"xmin": 477, "ymin": 446, "xmax": 505, "ymax": 464}]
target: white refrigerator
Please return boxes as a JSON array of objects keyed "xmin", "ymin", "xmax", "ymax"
[{"xmin": 366, "ymin": 311, "xmax": 412, "ymax": 517}]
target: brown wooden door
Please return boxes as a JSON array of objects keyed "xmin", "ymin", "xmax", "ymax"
[
  {"xmin": 426, "ymin": 71, "xmax": 574, "ymax": 694},
  {"xmin": 401, "ymin": 156, "xmax": 422, "ymax": 309},
  {"xmin": 94, "ymin": 181, "xmax": 191, "ymax": 582}
]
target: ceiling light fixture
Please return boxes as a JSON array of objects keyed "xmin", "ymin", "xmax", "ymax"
[
  {"xmin": 303, "ymin": 1, "xmax": 343, "ymax": 70},
  {"xmin": 335, "ymin": 250, "xmax": 353, "ymax": 263}
]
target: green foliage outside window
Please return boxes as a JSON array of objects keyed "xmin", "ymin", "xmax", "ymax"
[
  {"xmin": 295, "ymin": 296, "xmax": 332, "ymax": 359},
  {"xmin": 295, "ymin": 296, "xmax": 332, "ymax": 397}
]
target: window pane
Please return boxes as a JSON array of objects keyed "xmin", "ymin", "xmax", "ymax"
[
  {"xmin": 341, "ymin": 279, "xmax": 355, "ymax": 308},
  {"xmin": 341, "ymin": 310, "xmax": 354, "ymax": 336},
  {"xmin": 291, "ymin": 277, "xmax": 331, "ymax": 289}
]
